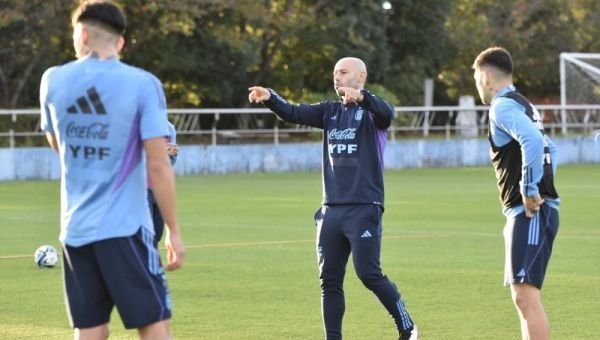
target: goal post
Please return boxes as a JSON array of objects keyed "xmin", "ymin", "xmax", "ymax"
[{"xmin": 559, "ymin": 52, "xmax": 600, "ymax": 134}]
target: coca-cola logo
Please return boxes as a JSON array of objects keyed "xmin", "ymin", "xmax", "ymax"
[
  {"xmin": 328, "ymin": 128, "xmax": 356, "ymax": 140},
  {"xmin": 66, "ymin": 122, "xmax": 109, "ymax": 140}
]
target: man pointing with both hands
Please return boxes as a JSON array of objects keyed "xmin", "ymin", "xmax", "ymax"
[{"xmin": 249, "ymin": 57, "xmax": 419, "ymax": 340}]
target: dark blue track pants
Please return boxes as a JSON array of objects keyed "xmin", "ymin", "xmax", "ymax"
[{"xmin": 315, "ymin": 204, "xmax": 414, "ymax": 339}]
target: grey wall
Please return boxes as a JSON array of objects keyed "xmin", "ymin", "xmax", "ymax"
[{"xmin": 1, "ymin": 137, "xmax": 598, "ymax": 181}]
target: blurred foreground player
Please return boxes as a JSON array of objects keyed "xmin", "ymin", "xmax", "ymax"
[{"xmin": 40, "ymin": 1, "xmax": 184, "ymax": 339}]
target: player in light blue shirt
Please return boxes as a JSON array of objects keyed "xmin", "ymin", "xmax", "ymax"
[
  {"xmin": 41, "ymin": 56, "xmax": 168, "ymax": 246},
  {"xmin": 39, "ymin": 1, "xmax": 184, "ymax": 339},
  {"xmin": 474, "ymin": 47, "xmax": 559, "ymax": 340},
  {"xmin": 489, "ymin": 86, "xmax": 560, "ymax": 218}
]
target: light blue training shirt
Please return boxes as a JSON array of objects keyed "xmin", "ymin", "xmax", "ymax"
[
  {"xmin": 489, "ymin": 85, "xmax": 560, "ymax": 217},
  {"xmin": 40, "ymin": 55, "xmax": 169, "ymax": 247}
]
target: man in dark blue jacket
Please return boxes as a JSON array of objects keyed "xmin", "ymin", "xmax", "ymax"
[{"xmin": 249, "ymin": 57, "xmax": 418, "ymax": 340}]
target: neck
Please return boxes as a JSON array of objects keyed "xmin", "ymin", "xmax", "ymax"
[
  {"xmin": 78, "ymin": 43, "xmax": 118, "ymax": 60},
  {"xmin": 89, "ymin": 49, "xmax": 118, "ymax": 60},
  {"xmin": 490, "ymin": 81, "xmax": 513, "ymax": 99}
]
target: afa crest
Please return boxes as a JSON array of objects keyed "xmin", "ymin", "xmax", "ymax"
[{"xmin": 354, "ymin": 108, "xmax": 363, "ymax": 121}]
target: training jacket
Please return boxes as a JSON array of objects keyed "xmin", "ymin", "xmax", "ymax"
[{"xmin": 263, "ymin": 88, "xmax": 394, "ymax": 207}]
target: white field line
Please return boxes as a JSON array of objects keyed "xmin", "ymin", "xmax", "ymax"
[
  {"xmin": 0, "ymin": 233, "xmax": 448, "ymax": 260},
  {"xmin": 2, "ymin": 230, "xmax": 597, "ymax": 260},
  {"xmin": 184, "ymin": 232, "xmax": 448, "ymax": 250}
]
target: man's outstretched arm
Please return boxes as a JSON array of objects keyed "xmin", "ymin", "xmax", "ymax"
[{"xmin": 249, "ymin": 86, "xmax": 326, "ymax": 129}]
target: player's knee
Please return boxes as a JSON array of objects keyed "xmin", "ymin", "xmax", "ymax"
[
  {"xmin": 513, "ymin": 294, "xmax": 536, "ymax": 314},
  {"xmin": 355, "ymin": 270, "xmax": 383, "ymax": 289},
  {"xmin": 138, "ymin": 319, "xmax": 171, "ymax": 340},
  {"xmin": 75, "ymin": 324, "xmax": 109, "ymax": 340},
  {"xmin": 320, "ymin": 277, "xmax": 343, "ymax": 292},
  {"xmin": 511, "ymin": 285, "xmax": 541, "ymax": 312}
]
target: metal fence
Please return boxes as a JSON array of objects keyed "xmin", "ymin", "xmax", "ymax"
[{"xmin": 1, "ymin": 105, "xmax": 599, "ymax": 147}]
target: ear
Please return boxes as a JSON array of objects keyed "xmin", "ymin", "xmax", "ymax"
[
  {"xmin": 479, "ymin": 69, "xmax": 490, "ymax": 87},
  {"xmin": 116, "ymin": 36, "xmax": 125, "ymax": 53},
  {"xmin": 358, "ymin": 71, "xmax": 367, "ymax": 84},
  {"xmin": 80, "ymin": 27, "xmax": 90, "ymax": 44}
]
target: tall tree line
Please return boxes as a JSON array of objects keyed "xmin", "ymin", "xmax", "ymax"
[{"xmin": 1, "ymin": 0, "xmax": 599, "ymax": 110}]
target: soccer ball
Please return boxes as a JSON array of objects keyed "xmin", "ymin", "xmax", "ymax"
[{"xmin": 34, "ymin": 245, "xmax": 59, "ymax": 268}]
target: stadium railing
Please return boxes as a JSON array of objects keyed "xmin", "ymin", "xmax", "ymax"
[{"xmin": 1, "ymin": 105, "xmax": 599, "ymax": 147}]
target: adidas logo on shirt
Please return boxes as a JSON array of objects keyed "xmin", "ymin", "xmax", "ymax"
[
  {"xmin": 360, "ymin": 230, "xmax": 372, "ymax": 238},
  {"xmin": 67, "ymin": 87, "xmax": 106, "ymax": 115}
]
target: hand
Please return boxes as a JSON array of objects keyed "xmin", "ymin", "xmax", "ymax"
[
  {"xmin": 337, "ymin": 87, "xmax": 364, "ymax": 105},
  {"xmin": 523, "ymin": 194, "xmax": 544, "ymax": 218},
  {"xmin": 164, "ymin": 228, "xmax": 185, "ymax": 271},
  {"xmin": 248, "ymin": 86, "xmax": 271, "ymax": 103},
  {"xmin": 166, "ymin": 143, "xmax": 178, "ymax": 156}
]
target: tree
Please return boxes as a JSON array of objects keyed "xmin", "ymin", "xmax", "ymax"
[
  {"xmin": 2, "ymin": 0, "xmax": 599, "ymax": 111},
  {"xmin": 440, "ymin": 0, "xmax": 591, "ymax": 103},
  {"xmin": 382, "ymin": 0, "xmax": 456, "ymax": 105},
  {"xmin": 0, "ymin": 0, "xmax": 73, "ymax": 108}
]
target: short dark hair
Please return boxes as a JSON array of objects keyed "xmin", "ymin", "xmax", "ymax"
[
  {"xmin": 472, "ymin": 46, "xmax": 514, "ymax": 75},
  {"xmin": 72, "ymin": 0, "xmax": 126, "ymax": 35}
]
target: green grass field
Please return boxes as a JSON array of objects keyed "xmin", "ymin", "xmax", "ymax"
[{"xmin": 1, "ymin": 165, "xmax": 599, "ymax": 339}]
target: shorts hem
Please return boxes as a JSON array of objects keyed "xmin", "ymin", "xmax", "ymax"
[
  {"xmin": 71, "ymin": 317, "xmax": 111, "ymax": 329},
  {"xmin": 504, "ymin": 279, "xmax": 543, "ymax": 290},
  {"xmin": 123, "ymin": 313, "xmax": 171, "ymax": 330}
]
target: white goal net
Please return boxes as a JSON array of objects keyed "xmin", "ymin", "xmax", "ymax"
[{"xmin": 559, "ymin": 53, "xmax": 600, "ymax": 134}]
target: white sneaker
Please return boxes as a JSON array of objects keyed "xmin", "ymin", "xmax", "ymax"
[{"xmin": 400, "ymin": 325, "xmax": 419, "ymax": 340}]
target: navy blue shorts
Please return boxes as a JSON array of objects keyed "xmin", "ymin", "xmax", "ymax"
[
  {"xmin": 503, "ymin": 204, "xmax": 559, "ymax": 289},
  {"xmin": 62, "ymin": 227, "xmax": 171, "ymax": 329}
]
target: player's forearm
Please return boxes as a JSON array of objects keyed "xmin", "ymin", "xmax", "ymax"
[
  {"xmin": 147, "ymin": 160, "xmax": 180, "ymax": 234},
  {"xmin": 519, "ymin": 134, "xmax": 544, "ymax": 197},
  {"xmin": 263, "ymin": 89, "xmax": 302, "ymax": 124},
  {"xmin": 262, "ymin": 89, "xmax": 295, "ymax": 121},
  {"xmin": 264, "ymin": 89, "xmax": 324, "ymax": 128},
  {"xmin": 360, "ymin": 90, "xmax": 394, "ymax": 128},
  {"xmin": 45, "ymin": 132, "xmax": 59, "ymax": 151}
]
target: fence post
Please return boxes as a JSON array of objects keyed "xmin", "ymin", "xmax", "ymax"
[
  {"xmin": 423, "ymin": 79, "xmax": 433, "ymax": 137},
  {"xmin": 274, "ymin": 120, "xmax": 279, "ymax": 145},
  {"xmin": 212, "ymin": 112, "xmax": 219, "ymax": 146},
  {"xmin": 10, "ymin": 112, "xmax": 16, "ymax": 149},
  {"xmin": 559, "ymin": 55, "xmax": 567, "ymax": 135},
  {"xmin": 446, "ymin": 111, "xmax": 454, "ymax": 140}
]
